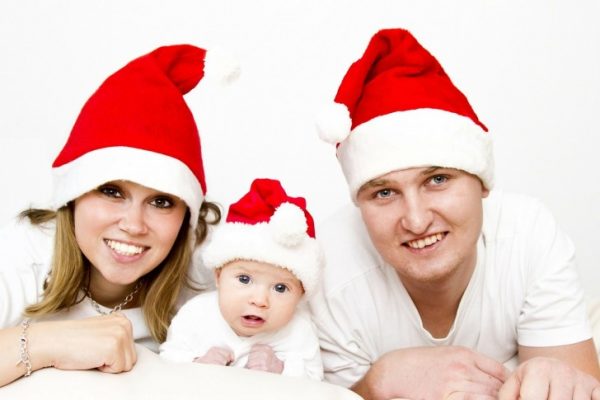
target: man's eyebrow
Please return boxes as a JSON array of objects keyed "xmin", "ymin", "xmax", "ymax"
[{"xmin": 358, "ymin": 178, "xmax": 390, "ymax": 194}]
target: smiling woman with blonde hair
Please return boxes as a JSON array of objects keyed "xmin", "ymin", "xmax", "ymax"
[{"xmin": 0, "ymin": 43, "xmax": 238, "ymax": 387}]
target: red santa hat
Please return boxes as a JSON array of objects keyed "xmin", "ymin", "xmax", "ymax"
[
  {"xmin": 202, "ymin": 178, "xmax": 323, "ymax": 298},
  {"xmin": 51, "ymin": 44, "xmax": 239, "ymax": 228},
  {"xmin": 317, "ymin": 28, "xmax": 494, "ymax": 202}
]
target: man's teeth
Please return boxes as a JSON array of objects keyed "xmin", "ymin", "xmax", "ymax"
[
  {"xmin": 407, "ymin": 233, "xmax": 444, "ymax": 249},
  {"xmin": 106, "ymin": 240, "xmax": 145, "ymax": 256}
]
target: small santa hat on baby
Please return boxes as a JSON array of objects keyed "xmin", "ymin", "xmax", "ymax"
[
  {"xmin": 51, "ymin": 44, "xmax": 239, "ymax": 228},
  {"xmin": 317, "ymin": 28, "xmax": 494, "ymax": 202},
  {"xmin": 202, "ymin": 178, "xmax": 324, "ymax": 298}
]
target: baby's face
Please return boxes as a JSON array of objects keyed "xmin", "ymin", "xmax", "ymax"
[{"xmin": 215, "ymin": 260, "xmax": 304, "ymax": 337}]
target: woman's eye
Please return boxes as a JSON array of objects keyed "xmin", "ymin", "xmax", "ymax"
[
  {"xmin": 237, "ymin": 275, "xmax": 251, "ymax": 285},
  {"xmin": 274, "ymin": 283, "xmax": 288, "ymax": 293},
  {"xmin": 430, "ymin": 175, "xmax": 448, "ymax": 185},
  {"xmin": 150, "ymin": 197, "xmax": 174, "ymax": 209},
  {"xmin": 98, "ymin": 185, "xmax": 122, "ymax": 198}
]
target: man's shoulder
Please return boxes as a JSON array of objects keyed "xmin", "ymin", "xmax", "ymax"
[
  {"xmin": 316, "ymin": 203, "xmax": 386, "ymax": 294},
  {"xmin": 483, "ymin": 190, "xmax": 550, "ymax": 238}
]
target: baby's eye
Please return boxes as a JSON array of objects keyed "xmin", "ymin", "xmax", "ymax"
[
  {"xmin": 98, "ymin": 185, "xmax": 123, "ymax": 198},
  {"xmin": 150, "ymin": 196, "xmax": 174, "ymax": 209},
  {"xmin": 274, "ymin": 283, "xmax": 289, "ymax": 293},
  {"xmin": 237, "ymin": 274, "xmax": 251, "ymax": 285}
]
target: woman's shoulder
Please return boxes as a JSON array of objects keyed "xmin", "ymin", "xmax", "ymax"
[{"xmin": 0, "ymin": 215, "xmax": 55, "ymax": 269}]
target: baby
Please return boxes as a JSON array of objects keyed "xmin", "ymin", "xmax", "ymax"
[{"xmin": 160, "ymin": 178, "xmax": 324, "ymax": 380}]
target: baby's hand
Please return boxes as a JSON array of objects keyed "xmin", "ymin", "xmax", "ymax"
[
  {"xmin": 245, "ymin": 344, "xmax": 284, "ymax": 374},
  {"xmin": 193, "ymin": 346, "xmax": 234, "ymax": 366}
]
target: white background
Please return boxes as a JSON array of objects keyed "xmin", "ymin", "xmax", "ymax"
[{"xmin": 0, "ymin": 1, "xmax": 598, "ymax": 296}]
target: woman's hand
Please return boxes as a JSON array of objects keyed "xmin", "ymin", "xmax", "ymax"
[
  {"xmin": 244, "ymin": 344, "xmax": 283, "ymax": 374},
  {"xmin": 31, "ymin": 313, "xmax": 137, "ymax": 373},
  {"xmin": 1, "ymin": 313, "xmax": 136, "ymax": 387}
]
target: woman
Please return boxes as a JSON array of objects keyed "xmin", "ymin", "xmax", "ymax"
[{"xmin": 0, "ymin": 43, "xmax": 237, "ymax": 386}]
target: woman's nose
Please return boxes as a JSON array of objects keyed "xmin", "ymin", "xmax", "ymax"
[{"xmin": 118, "ymin": 204, "xmax": 148, "ymax": 235}]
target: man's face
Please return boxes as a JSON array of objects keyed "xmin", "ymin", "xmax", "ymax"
[{"xmin": 356, "ymin": 167, "xmax": 488, "ymax": 289}]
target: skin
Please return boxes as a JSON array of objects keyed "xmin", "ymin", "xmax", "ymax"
[
  {"xmin": 74, "ymin": 180, "xmax": 187, "ymax": 306},
  {"xmin": 351, "ymin": 166, "xmax": 600, "ymax": 399},
  {"xmin": 193, "ymin": 260, "xmax": 304, "ymax": 374},
  {"xmin": 0, "ymin": 180, "xmax": 188, "ymax": 387}
]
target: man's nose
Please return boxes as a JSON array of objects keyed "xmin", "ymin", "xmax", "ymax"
[{"xmin": 399, "ymin": 192, "xmax": 433, "ymax": 235}]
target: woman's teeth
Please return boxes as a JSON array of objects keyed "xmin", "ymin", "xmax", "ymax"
[{"xmin": 106, "ymin": 240, "xmax": 145, "ymax": 256}]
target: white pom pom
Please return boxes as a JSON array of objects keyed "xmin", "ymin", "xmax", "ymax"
[
  {"xmin": 269, "ymin": 202, "xmax": 308, "ymax": 247},
  {"xmin": 203, "ymin": 47, "xmax": 241, "ymax": 85},
  {"xmin": 315, "ymin": 102, "xmax": 352, "ymax": 144}
]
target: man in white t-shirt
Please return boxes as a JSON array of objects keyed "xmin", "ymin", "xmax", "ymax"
[{"xmin": 310, "ymin": 28, "xmax": 600, "ymax": 399}]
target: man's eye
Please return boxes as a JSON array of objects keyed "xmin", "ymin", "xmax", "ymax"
[
  {"xmin": 375, "ymin": 189, "xmax": 393, "ymax": 198},
  {"xmin": 274, "ymin": 283, "xmax": 288, "ymax": 293},
  {"xmin": 237, "ymin": 275, "xmax": 251, "ymax": 284},
  {"xmin": 150, "ymin": 197, "xmax": 173, "ymax": 209},
  {"xmin": 98, "ymin": 186, "xmax": 122, "ymax": 198}
]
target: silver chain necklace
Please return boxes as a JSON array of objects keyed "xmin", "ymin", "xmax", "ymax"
[{"xmin": 85, "ymin": 281, "xmax": 143, "ymax": 315}]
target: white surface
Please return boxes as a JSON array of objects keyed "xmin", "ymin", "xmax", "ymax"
[
  {"xmin": 0, "ymin": 344, "xmax": 361, "ymax": 400},
  {"xmin": 0, "ymin": 1, "xmax": 598, "ymax": 297}
]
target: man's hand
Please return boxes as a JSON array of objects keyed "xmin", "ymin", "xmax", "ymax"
[
  {"xmin": 244, "ymin": 344, "xmax": 283, "ymax": 374},
  {"xmin": 499, "ymin": 357, "xmax": 600, "ymax": 399},
  {"xmin": 353, "ymin": 346, "xmax": 509, "ymax": 400},
  {"xmin": 193, "ymin": 346, "xmax": 234, "ymax": 366}
]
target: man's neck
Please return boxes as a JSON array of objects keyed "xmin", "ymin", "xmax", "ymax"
[{"xmin": 401, "ymin": 260, "xmax": 476, "ymax": 339}]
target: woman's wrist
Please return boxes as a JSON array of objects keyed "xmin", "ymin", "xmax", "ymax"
[{"xmin": 15, "ymin": 319, "xmax": 32, "ymax": 377}]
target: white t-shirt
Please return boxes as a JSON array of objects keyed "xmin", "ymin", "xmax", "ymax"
[
  {"xmin": 160, "ymin": 291, "xmax": 324, "ymax": 380},
  {"xmin": 0, "ymin": 217, "xmax": 211, "ymax": 352},
  {"xmin": 309, "ymin": 191, "xmax": 592, "ymax": 387}
]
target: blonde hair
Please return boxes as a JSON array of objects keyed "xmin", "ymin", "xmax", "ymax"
[{"xmin": 22, "ymin": 201, "xmax": 221, "ymax": 342}]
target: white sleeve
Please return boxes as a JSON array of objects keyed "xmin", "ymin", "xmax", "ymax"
[
  {"xmin": 276, "ymin": 312, "xmax": 324, "ymax": 380},
  {"xmin": 0, "ymin": 218, "xmax": 52, "ymax": 328},
  {"xmin": 310, "ymin": 288, "xmax": 372, "ymax": 388},
  {"xmin": 517, "ymin": 199, "xmax": 591, "ymax": 346},
  {"xmin": 159, "ymin": 296, "xmax": 211, "ymax": 363}
]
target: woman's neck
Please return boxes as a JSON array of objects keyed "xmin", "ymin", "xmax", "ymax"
[{"xmin": 88, "ymin": 270, "xmax": 140, "ymax": 308}]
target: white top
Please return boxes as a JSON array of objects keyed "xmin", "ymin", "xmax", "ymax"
[
  {"xmin": 160, "ymin": 291, "xmax": 324, "ymax": 380},
  {"xmin": 309, "ymin": 191, "xmax": 592, "ymax": 387},
  {"xmin": 0, "ymin": 217, "xmax": 212, "ymax": 352}
]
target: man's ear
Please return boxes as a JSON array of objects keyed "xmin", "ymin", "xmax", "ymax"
[{"xmin": 480, "ymin": 179, "xmax": 490, "ymax": 199}]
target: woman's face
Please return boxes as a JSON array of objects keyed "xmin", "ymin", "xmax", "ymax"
[{"xmin": 73, "ymin": 180, "xmax": 187, "ymax": 295}]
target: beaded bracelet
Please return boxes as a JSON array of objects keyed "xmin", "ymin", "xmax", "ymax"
[{"xmin": 16, "ymin": 318, "xmax": 32, "ymax": 377}]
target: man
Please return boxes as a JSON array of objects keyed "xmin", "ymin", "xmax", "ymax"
[{"xmin": 310, "ymin": 28, "xmax": 600, "ymax": 399}]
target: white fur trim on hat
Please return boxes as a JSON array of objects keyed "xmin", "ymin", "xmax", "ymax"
[
  {"xmin": 51, "ymin": 146, "xmax": 204, "ymax": 228},
  {"xmin": 338, "ymin": 108, "xmax": 494, "ymax": 203},
  {"xmin": 202, "ymin": 208, "xmax": 323, "ymax": 298}
]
